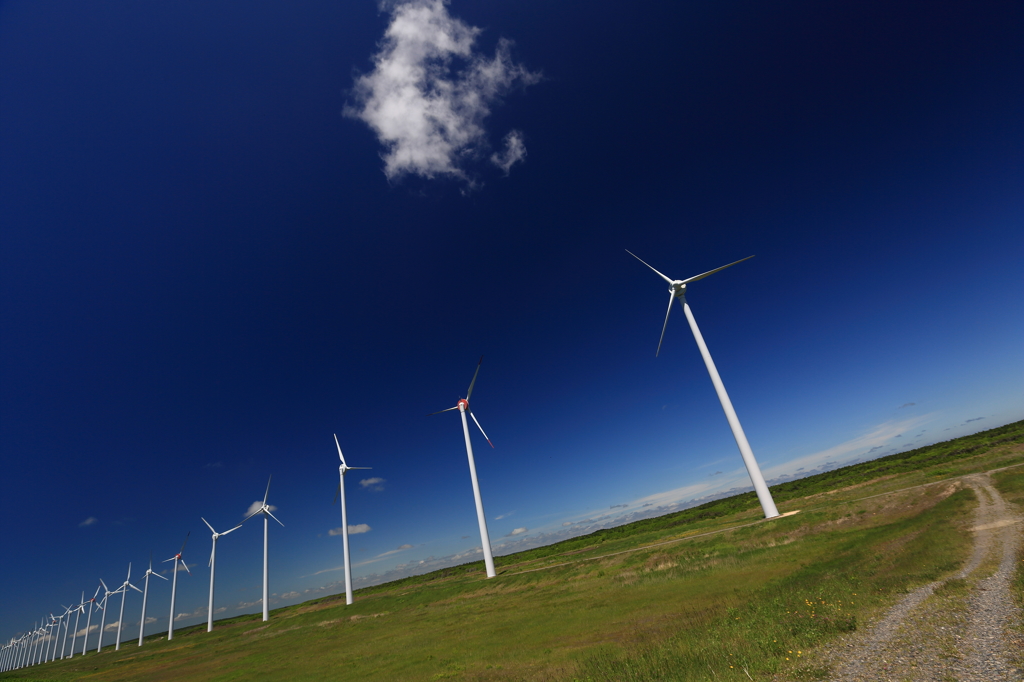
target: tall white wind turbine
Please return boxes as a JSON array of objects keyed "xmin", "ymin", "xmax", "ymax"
[
  {"xmin": 58, "ymin": 605, "xmax": 72, "ymax": 660},
  {"xmin": 95, "ymin": 579, "xmax": 119, "ymax": 653},
  {"xmin": 201, "ymin": 517, "xmax": 245, "ymax": 632},
  {"xmin": 137, "ymin": 555, "xmax": 168, "ymax": 646},
  {"xmin": 81, "ymin": 584, "xmax": 101, "ymax": 656},
  {"xmin": 68, "ymin": 594, "xmax": 84, "ymax": 659},
  {"xmin": 163, "ymin": 533, "xmax": 192, "ymax": 641},
  {"xmin": 113, "ymin": 563, "xmax": 142, "ymax": 650},
  {"xmin": 332, "ymin": 434, "xmax": 371, "ymax": 605},
  {"xmin": 627, "ymin": 251, "xmax": 779, "ymax": 519},
  {"xmin": 244, "ymin": 477, "xmax": 284, "ymax": 621},
  {"xmin": 429, "ymin": 356, "xmax": 498, "ymax": 579}
]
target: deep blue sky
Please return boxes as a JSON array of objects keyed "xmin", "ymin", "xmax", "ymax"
[{"xmin": 2, "ymin": 0, "xmax": 1022, "ymax": 644}]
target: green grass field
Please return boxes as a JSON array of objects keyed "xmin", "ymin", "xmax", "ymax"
[{"xmin": 5, "ymin": 421, "xmax": 1022, "ymax": 681}]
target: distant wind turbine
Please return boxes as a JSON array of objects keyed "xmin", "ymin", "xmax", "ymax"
[
  {"xmin": 201, "ymin": 517, "xmax": 245, "ymax": 631},
  {"xmin": 68, "ymin": 594, "xmax": 84, "ymax": 659},
  {"xmin": 137, "ymin": 556, "xmax": 168, "ymax": 646},
  {"xmin": 244, "ymin": 477, "xmax": 284, "ymax": 621},
  {"xmin": 429, "ymin": 356, "xmax": 498, "ymax": 578},
  {"xmin": 58, "ymin": 605, "xmax": 72, "ymax": 660},
  {"xmin": 627, "ymin": 251, "xmax": 779, "ymax": 519},
  {"xmin": 162, "ymin": 533, "xmax": 191, "ymax": 641},
  {"xmin": 113, "ymin": 563, "xmax": 142, "ymax": 650},
  {"xmin": 81, "ymin": 584, "xmax": 101, "ymax": 656},
  {"xmin": 332, "ymin": 434, "xmax": 372, "ymax": 605},
  {"xmin": 95, "ymin": 579, "xmax": 119, "ymax": 653}
]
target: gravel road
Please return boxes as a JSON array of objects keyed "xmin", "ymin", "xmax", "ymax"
[{"xmin": 820, "ymin": 473, "xmax": 1022, "ymax": 681}]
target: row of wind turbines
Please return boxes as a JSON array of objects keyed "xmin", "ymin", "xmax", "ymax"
[
  {"xmin": 1, "ymin": 479, "xmax": 285, "ymax": 672},
  {"xmin": 3, "ymin": 251, "xmax": 781, "ymax": 672}
]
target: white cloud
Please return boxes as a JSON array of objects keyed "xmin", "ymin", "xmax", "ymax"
[
  {"xmin": 79, "ymin": 517, "xmax": 98, "ymax": 527},
  {"xmin": 490, "ymin": 130, "xmax": 527, "ymax": 174},
  {"xmin": 329, "ymin": 524, "xmax": 372, "ymax": 535},
  {"xmin": 280, "ymin": 591, "xmax": 301, "ymax": 599},
  {"xmin": 494, "ymin": 510, "xmax": 516, "ymax": 520},
  {"xmin": 346, "ymin": 0, "xmax": 540, "ymax": 182},
  {"xmin": 145, "ymin": 616, "xmax": 157, "ymax": 624},
  {"xmin": 244, "ymin": 501, "xmax": 276, "ymax": 517},
  {"xmin": 359, "ymin": 477, "xmax": 386, "ymax": 491},
  {"xmin": 505, "ymin": 527, "xmax": 528, "ymax": 537}
]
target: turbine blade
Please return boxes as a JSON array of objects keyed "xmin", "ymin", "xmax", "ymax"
[
  {"xmin": 680, "ymin": 255, "xmax": 755, "ymax": 285},
  {"xmin": 263, "ymin": 475, "xmax": 272, "ymax": 506},
  {"xmin": 266, "ymin": 510, "xmax": 285, "ymax": 527},
  {"xmin": 332, "ymin": 482, "xmax": 340, "ymax": 506},
  {"xmin": 333, "ymin": 434, "xmax": 347, "ymax": 467},
  {"xmin": 181, "ymin": 561, "xmax": 192, "ymax": 576},
  {"xmin": 222, "ymin": 523, "xmax": 244, "ymax": 535},
  {"xmin": 201, "ymin": 517, "xmax": 216, "ymax": 534},
  {"xmin": 243, "ymin": 507, "xmax": 262, "ymax": 522},
  {"xmin": 180, "ymin": 531, "xmax": 190, "ymax": 554},
  {"xmin": 127, "ymin": 562, "xmax": 132, "ymax": 580},
  {"xmin": 469, "ymin": 411, "xmax": 494, "ymax": 448},
  {"xmin": 92, "ymin": 585, "xmax": 102, "ymax": 599},
  {"xmin": 99, "ymin": 579, "xmax": 109, "ymax": 593},
  {"xmin": 656, "ymin": 290, "xmax": 674, "ymax": 357},
  {"xmin": 427, "ymin": 405, "xmax": 460, "ymax": 416},
  {"xmin": 466, "ymin": 355, "xmax": 483, "ymax": 401},
  {"xmin": 129, "ymin": 584, "xmax": 143, "ymax": 594},
  {"xmin": 626, "ymin": 250, "xmax": 674, "ymax": 284},
  {"xmin": 349, "ymin": 467, "xmax": 372, "ymax": 469}
]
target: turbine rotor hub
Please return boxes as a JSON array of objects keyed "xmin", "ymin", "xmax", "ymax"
[
  {"xmin": 458, "ymin": 398, "xmax": 469, "ymax": 411},
  {"xmin": 669, "ymin": 281, "xmax": 686, "ymax": 296}
]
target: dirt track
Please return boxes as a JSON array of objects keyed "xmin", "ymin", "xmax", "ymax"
[{"xmin": 821, "ymin": 473, "xmax": 1023, "ymax": 681}]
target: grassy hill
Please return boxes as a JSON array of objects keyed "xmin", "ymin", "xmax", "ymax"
[{"xmin": 4, "ymin": 420, "xmax": 1022, "ymax": 681}]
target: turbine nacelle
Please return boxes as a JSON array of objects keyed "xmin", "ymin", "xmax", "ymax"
[
  {"xmin": 457, "ymin": 398, "xmax": 470, "ymax": 411},
  {"xmin": 669, "ymin": 281, "xmax": 686, "ymax": 296}
]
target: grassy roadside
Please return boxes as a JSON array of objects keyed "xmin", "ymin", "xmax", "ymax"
[{"xmin": 3, "ymin": 421, "xmax": 1021, "ymax": 681}]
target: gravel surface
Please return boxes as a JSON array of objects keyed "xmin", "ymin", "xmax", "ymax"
[{"xmin": 820, "ymin": 474, "xmax": 1023, "ymax": 681}]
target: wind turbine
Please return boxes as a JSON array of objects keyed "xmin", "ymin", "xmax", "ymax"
[
  {"xmin": 627, "ymin": 251, "xmax": 779, "ymax": 519},
  {"xmin": 137, "ymin": 555, "xmax": 168, "ymax": 646},
  {"xmin": 201, "ymin": 517, "xmax": 245, "ymax": 632},
  {"xmin": 81, "ymin": 584, "xmax": 101, "ymax": 656},
  {"xmin": 244, "ymin": 476, "xmax": 284, "ymax": 621},
  {"xmin": 113, "ymin": 563, "xmax": 142, "ymax": 650},
  {"xmin": 163, "ymin": 533, "xmax": 191, "ymax": 641},
  {"xmin": 95, "ymin": 578, "xmax": 119, "ymax": 653},
  {"xmin": 68, "ymin": 594, "xmax": 84, "ymax": 659},
  {"xmin": 58, "ymin": 605, "xmax": 72, "ymax": 659},
  {"xmin": 332, "ymin": 434, "xmax": 372, "ymax": 605},
  {"xmin": 429, "ymin": 356, "xmax": 498, "ymax": 578}
]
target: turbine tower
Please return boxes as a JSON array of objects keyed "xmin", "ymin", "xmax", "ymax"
[
  {"xmin": 429, "ymin": 356, "xmax": 498, "ymax": 578},
  {"xmin": 81, "ymin": 584, "xmax": 101, "ymax": 656},
  {"xmin": 137, "ymin": 556, "xmax": 168, "ymax": 646},
  {"xmin": 332, "ymin": 434, "xmax": 371, "ymax": 605},
  {"xmin": 68, "ymin": 595, "xmax": 84, "ymax": 659},
  {"xmin": 201, "ymin": 517, "xmax": 245, "ymax": 631},
  {"xmin": 95, "ymin": 579, "xmax": 119, "ymax": 653},
  {"xmin": 244, "ymin": 477, "xmax": 284, "ymax": 621},
  {"xmin": 113, "ymin": 563, "xmax": 142, "ymax": 650},
  {"xmin": 162, "ymin": 533, "xmax": 191, "ymax": 640},
  {"xmin": 627, "ymin": 251, "xmax": 779, "ymax": 519}
]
